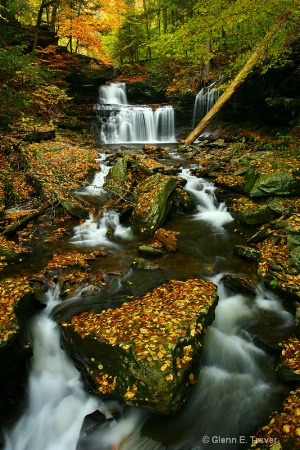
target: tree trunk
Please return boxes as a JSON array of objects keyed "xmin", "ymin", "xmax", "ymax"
[
  {"xmin": 184, "ymin": 19, "xmax": 286, "ymax": 145},
  {"xmin": 33, "ymin": 0, "xmax": 46, "ymax": 51}
]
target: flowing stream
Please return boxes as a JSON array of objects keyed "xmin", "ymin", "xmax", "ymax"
[
  {"xmin": 2, "ymin": 151, "xmax": 294, "ymax": 450},
  {"xmin": 1, "ymin": 87, "xmax": 295, "ymax": 449}
]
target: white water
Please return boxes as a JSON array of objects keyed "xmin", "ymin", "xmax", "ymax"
[
  {"xmin": 70, "ymin": 210, "xmax": 133, "ymax": 248},
  {"xmin": 181, "ymin": 167, "xmax": 234, "ymax": 228},
  {"xmin": 77, "ymin": 153, "xmax": 111, "ymax": 197},
  {"xmin": 192, "ymin": 81, "xmax": 222, "ymax": 127},
  {"xmin": 3, "ymin": 281, "xmax": 293, "ymax": 450},
  {"xmin": 147, "ymin": 277, "xmax": 294, "ymax": 449},
  {"xmin": 95, "ymin": 82, "xmax": 176, "ymax": 144}
]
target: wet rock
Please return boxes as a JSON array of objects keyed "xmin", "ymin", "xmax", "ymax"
[
  {"xmin": 103, "ymin": 157, "xmax": 128, "ymax": 198},
  {"xmin": 220, "ymin": 274, "xmax": 257, "ymax": 296},
  {"xmin": 170, "ymin": 188, "xmax": 195, "ymax": 214},
  {"xmin": 132, "ymin": 257, "xmax": 159, "ymax": 270},
  {"xmin": 138, "ymin": 245, "xmax": 165, "ymax": 256},
  {"xmin": 131, "ymin": 173, "xmax": 177, "ymax": 236},
  {"xmin": 229, "ymin": 198, "xmax": 277, "ymax": 225},
  {"xmin": 233, "ymin": 245, "xmax": 260, "ymax": 261},
  {"xmin": 154, "ymin": 228, "xmax": 179, "ymax": 252},
  {"xmin": 244, "ymin": 161, "xmax": 300, "ymax": 197},
  {"xmin": 61, "ymin": 278, "xmax": 218, "ymax": 415}
]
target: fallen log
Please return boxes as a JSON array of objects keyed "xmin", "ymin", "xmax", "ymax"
[{"xmin": 184, "ymin": 18, "xmax": 286, "ymax": 145}]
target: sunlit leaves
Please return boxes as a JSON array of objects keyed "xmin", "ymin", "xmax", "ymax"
[
  {"xmin": 62, "ymin": 278, "xmax": 218, "ymax": 398},
  {"xmin": 277, "ymin": 336, "xmax": 300, "ymax": 377},
  {"xmin": 0, "ymin": 278, "xmax": 31, "ymax": 344},
  {"xmin": 250, "ymin": 387, "xmax": 300, "ymax": 448}
]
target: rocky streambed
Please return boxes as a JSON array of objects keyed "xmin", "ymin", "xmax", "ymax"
[{"xmin": 0, "ymin": 128, "xmax": 300, "ymax": 448}]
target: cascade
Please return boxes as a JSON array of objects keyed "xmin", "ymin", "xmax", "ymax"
[
  {"xmin": 70, "ymin": 210, "xmax": 133, "ymax": 248},
  {"xmin": 94, "ymin": 82, "xmax": 176, "ymax": 144},
  {"xmin": 192, "ymin": 80, "xmax": 222, "ymax": 127},
  {"xmin": 181, "ymin": 167, "xmax": 233, "ymax": 228},
  {"xmin": 150, "ymin": 277, "xmax": 294, "ymax": 449},
  {"xmin": 3, "ymin": 287, "xmax": 144, "ymax": 450}
]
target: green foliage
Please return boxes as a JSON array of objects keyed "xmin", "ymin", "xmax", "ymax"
[
  {"xmin": 270, "ymin": 277, "xmax": 278, "ymax": 289},
  {"xmin": 106, "ymin": 0, "xmax": 300, "ymax": 96}
]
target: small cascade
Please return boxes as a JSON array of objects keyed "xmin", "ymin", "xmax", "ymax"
[
  {"xmin": 3, "ymin": 289, "xmax": 99, "ymax": 450},
  {"xmin": 94, "ymin": 82, "xmax": 176, "ymax": 144},
  {"xmin": 77, "ymin": 153, "xmax": 111, "ymax": 197},
  {"xmin": 70, "ymin": 210, "xmax": 133, "ymax": 248},
  {"xmin": 145, "ymin": 278, "xmax": 294, "ymax": 449},
  {"xmin": 3, "ymin": 287, "xmax": 144, "ymax": 450},
  {"xmin": 181, "ymin": 167, "xmax": 233, "ymax": 228},
  {"xmin": 192, "ymin": 80, "xmax": 222, "ymax": 127}
]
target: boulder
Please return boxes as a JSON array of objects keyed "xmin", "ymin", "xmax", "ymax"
[
  {"xmin": 220, "ymin": 274, "xmax": 257, "ymax": 296},
  {"xmin": 244, "ymin": 161, "xmax": 300, "ymax": 197},
  {"xmin": 130, "ymin": 173, "xmax": 177, "ymax": 236},
  {"xmin": 228, "ymin": 198, "xmax": 277, "ymax": 225},
  {"xmin": 233, "ymin": 245, "xmax": 260, "ymax": 261},
  {"xmin": 61, "ymin": 278, "xmax": 218, "ymax": 414},
  {"xmin": 103, "ymin": 157, "xmax": 128, "ymax": 198}
]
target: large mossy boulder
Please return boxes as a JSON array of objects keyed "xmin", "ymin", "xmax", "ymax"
[
  {"xmin": 228, "ymin": 197, "xmax": 277, "ymax": 225},
  {"xmin": 23, "ymin": 141, "xmax": 99, "ymax": 218},
  {"xmin": 61, "ymin": 278, "xmax": 218, "ymax": 414},
  {"xmin": 130, "ymin": 173, "xmax": 177, "ymax": 236},
  {"xmin": 103, "ymin": 157, "xmax": 128, "ymax": 198},
  {"xmin": 243, "ymin": 159, "xmax": 300, "ymax": 197}
]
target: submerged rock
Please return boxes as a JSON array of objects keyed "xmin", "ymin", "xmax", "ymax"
[{"xmin": 61, "ymin": 278, "xmax": 218, "ymax": 414}]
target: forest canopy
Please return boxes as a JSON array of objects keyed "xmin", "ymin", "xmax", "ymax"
[{"xmin": 0, "ymin": 0, "xmax": 299, "ymax": 127}]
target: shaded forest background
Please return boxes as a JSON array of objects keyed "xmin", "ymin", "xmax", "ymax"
[{"xmin": 0, "ymin": 0, "xmax": 300, "ymax": 133}]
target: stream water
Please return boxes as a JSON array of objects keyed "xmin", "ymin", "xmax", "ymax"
[{"xmin": 1, "ymin": 84, "xmax": 295, "ymax": 449}]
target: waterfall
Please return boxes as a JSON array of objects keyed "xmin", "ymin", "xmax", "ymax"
[
  {"xmin": 94, "ymin": 82, "xmax": 176, "ymax": 144},
  {"xmin": 192, "ymin": 81, "xmax": 222, "ymax": 127},
  {"xmin": 181, "ymin": 167, "xmax": 234, "ymax": 228}
]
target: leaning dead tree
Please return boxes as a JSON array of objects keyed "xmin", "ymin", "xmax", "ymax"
[{"xmin": 184, "ymin": 18, "xmax": 287, "ymax": 145}]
